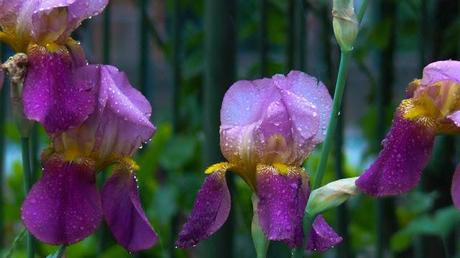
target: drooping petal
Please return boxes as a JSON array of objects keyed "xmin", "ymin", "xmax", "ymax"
[
  {"xmin": 452, "ymin": 165, "xmax": 460, "ymax": 210},
  {"xmin": 255, "ymin": 164, "xmax": 308, "ymax": 248},
  {"xmin": 306, "ymin": 216, "xmax": 342, "ymax": 251},
  {"xmin": 176, "ymin": 165, "xmax": 231, "ymax": 248},
  {"xmin": 422, "ymin": 60, "xmax": 460, "ymax": 86},
  {"xmin": 21, "ymin": 155, "xmax": 102, "ymax": 245},
  {"xmin": 22, "ymin": 45, "xmax": 97, "ymax": 134},
  {"xmin": 356, "ymin": 110, "xmax": 435, "ymax": 196},
  {"xmin": 102, "ymin": 169, "xmax": 158, "ymax": 252}
]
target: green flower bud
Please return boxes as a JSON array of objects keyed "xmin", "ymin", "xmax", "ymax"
[
  {"xmin": 307, "ymin": 177, "xmax": 359, "ymax": 217},
  {"xmin": 332, "ymin": 0, "xmax": 359, "ymax": 51}
]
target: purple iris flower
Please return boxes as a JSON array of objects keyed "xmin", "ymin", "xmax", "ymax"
[
  {"xmin": 356, "ymin": 60, "xmax": 460, "ymax": 210},
  {"xmin": 176, "ymin": 71, "xmax": 342, "ymax": 251},
  {"xmin": 0, "ymin": 0, "xmax": 158, "ymax": 252}
]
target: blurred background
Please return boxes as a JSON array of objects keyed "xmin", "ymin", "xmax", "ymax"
[{"xmin": 1, "ymin": 0, "xmax": 460, "ymax": 257}]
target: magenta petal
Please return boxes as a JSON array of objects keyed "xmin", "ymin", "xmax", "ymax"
[
  {"xmin": 256, "ymin": 166, "xmax": 308, "ymax": 248},
  {"xmin": 102, "ymin": 170, "xmax": 158, "ymax": 252},
  {"xmin": 21, "ymin": 156, "xmax": 102, "ymax": 245},
  {"xmin": 306, "ymin": 216, "xmax": 342, "ymax": 251},
  {"xmin": 176, "ymin": 169, "xmax": 231, "ymax": 248},
  {"xmin": 452, "ymin": 165, "xmax": 460, "ymax": 210},
  {"xmin": 356, "ymin": 111, "xmax": 435, "ymax": 196},
  {"xmin": 23, "ymin": 46, "xmax": 97, "ymax": 134}
]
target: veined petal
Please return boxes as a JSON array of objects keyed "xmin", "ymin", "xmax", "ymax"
[
  {"xmin": 23, "ymin": 45, "xmax": 97, "ymax": 134},
  {"xmin": 306, "ymin": 215, "xmax": 342, "ymax": 251},
  {"xmin": 21, "ymin": 155, "xmax": 102, "ymax": 245},
  {"xmin": 275, "ymin": 71, "xmax": 332, "ymax": 144},
  {"xmin": 356, "ymin": 110, "xmax": 435, "ymax": 196},
  {"xmin": 219, "ymin": 71, "xmax": 331, "ymax": 168},
  {"xmin": 102, "ymin": 169, "xmax": 158, "ymax": 252},
  {"xmin": 14, "ymin": 0, "xmax": 107, "ymax": 44},
  {"xmin": 54, "ymin": 65, "xmax": 155, "ymax": 161},
  {"xmin": 255, "ymin": 164, "xmax": 308, "ymax": 248},
  {"xmin": 176, "ymin": 164, "xmax": 231, "ymax": 248},
  {"xmin": 422, "ymin": 60, "xmax": 460, "ymax": 86},
  {"xmin": 452, "ymin": 165, "xmax": 460, "ymax": 210}
]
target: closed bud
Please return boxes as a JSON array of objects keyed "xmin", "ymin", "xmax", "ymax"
[
  {"xmin": 332, "ymin": 0, "xmax": 359, "ymax": 51},
  {"xmin": 307, "ymin": 177, "xmax": 359, "ymax": 217}
]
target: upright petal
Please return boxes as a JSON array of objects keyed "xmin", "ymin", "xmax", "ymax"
[
  {"xmin": 18, "ymin": 0, "xmax": 108, "ymax": 43},
  {"xmin": 307, "ymin": 216, "xmax": 342, "ymax": 251},
  {"xmin": 356, "ymin": 110, "xmax": 435, "ymax": 196},
  {"xmin": 255, "ymin": 164, "xmax": 308, "ymax": 248},
  {"xmin": 422, "ymin": 60, "xmax": 460, "ymax": 86},
  {"xmin": 21, "ymin": 155, "xmax": 102, "ymax": 244},
  {"xmin": 452, "ymin": 165, "xmax": 460, "ymax": 210},
  {"xmin": 102, "ymin": 169, "xmax": 158, "ymax": 252},
  {"xmin": 22, "ymin": 45, "xmax": 97, "ymax": 133},
  {"xmin": 275, "ymin": 71, "xmax": 332, "ymax": 144},
  {"xmin": 176, "ymin": 165, "xmax": 231, "ymax": 248},
  {"xmin": 54, "ymin": 65, "xmax": 155, "ymax": 161},
  {"xmin": 219, "ymin": 71, "xmax": 332, "ymax": 169}
]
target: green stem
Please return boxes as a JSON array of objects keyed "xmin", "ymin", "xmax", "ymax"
[
  {"xmin": 312, "ymin": 51, "xmax": 351, "ymax": 189},
  {"xmin": 4, "ymin": 228, "xmax": 26, "ymax": 258},
  {"xmin": 55, "ymin": 245, "xmax": 66, "ymax": 258},
  {"xmin": 292, "ymin": 1, "xmax": 369, "ymax": 257},
  {"xmin": 0, "ymin": 43, "xmax": 7, "ymax": 250},
  {"xmin": 21, "ymin": 137, "xmax": 35, "ymax": 258}
]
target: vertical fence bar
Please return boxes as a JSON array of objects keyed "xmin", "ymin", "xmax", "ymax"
[
  {"xmin": 170, "ymin": 1, "xmax": 182, "ymax": 257},
  {"xmin": 295, "ymin": 0, "xmax": 306, "ymax": 70},
  {"xmin": 375, "ymin": 1, "xmax": 397, "ymax": 258},
  {"xmin": 139, "ymin": 0, "xmax": 150, "ymax": 98},
  {"xmin": 0, "ymin": 44, "xmax": 7, "ymax": 250},
  {"xmin": 287, "ymin": 0, "xmax": 294, "ymax": 70},
  {"xmin": 97, "ymin": 4, "xmax": 111, "ymax": 255},
  {"xmin": 259, "ymin": 0, "xmax": 268, "ymax": 77},
  {"xmin": 172, "ymin": 0, "xmax": 182, "ymax": 131},
  {"xmin": 201, "ymin": 0, "xmax": 236, "ymax": 257}
]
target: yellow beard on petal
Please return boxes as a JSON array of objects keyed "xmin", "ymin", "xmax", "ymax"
[{"xmin": 400, "ymin": 80, "xmax": 460, "ymax": 134}]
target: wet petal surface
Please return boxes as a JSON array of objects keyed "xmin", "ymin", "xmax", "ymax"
[
  {"xmin": 256, "ymin": 165, "xmax": 308, "ymax": 247},
  {"xmin": 21, "ymin": 155, "xmax": 102, "ymax": 244},
  {"xmin": 102, "ymin": 169, "xmax": 158, "ymax": 252},
  {"xmin": 23, "ymin": 45, "xmax": 97, "ymax": 134},
  {"xmin": 307, "ymin": 215, "xmax": 342, "ymax": 251},
  {"xmin": 176, "ymin": 167, "xmax": 231, "ymax": 248},
  {"xmin": 356, "ymin": 110, "xmax": 435, "ymax": 196}
]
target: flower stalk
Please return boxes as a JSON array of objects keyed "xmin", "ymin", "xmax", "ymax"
[
  {"xmin": 292, "ymin": 1, "xmax": 369, "ymax": 257},
  {"xmin": 2, "ymin": 53, "xmax": 36, "ymax": 258},
  {"xmin": 21, "ymin": 137, "xmax": 35, "ymax": 258}
]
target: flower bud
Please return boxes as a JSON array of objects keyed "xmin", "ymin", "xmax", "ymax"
[
  {"xmin": 306, "ymin": 177, "xmax": 359, "ymax": 216},
  {"xmin": 332, "ymin": 0, "xmax": 359, "ymax": 51}
]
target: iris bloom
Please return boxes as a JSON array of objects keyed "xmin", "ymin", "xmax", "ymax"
[
  {"xmin": 356, "ymin": 60, "xmax": 460, "ymax": 210},
  {"xmin": 0, "ymin": 0, "xmax": 158, "ymax": 252},
  {"xmin": 176, "ymin": 71, "xmax": 342, "ymax": 251}
]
